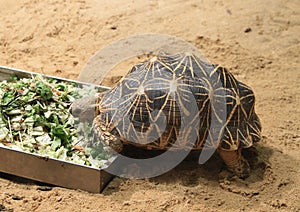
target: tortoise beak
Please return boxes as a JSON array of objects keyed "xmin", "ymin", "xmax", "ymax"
[{"xmin": 71, "ymin": 96, "xmax": 98, "ymax": 123}]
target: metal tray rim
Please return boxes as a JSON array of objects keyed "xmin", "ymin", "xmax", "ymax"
[
  {"xmin": 0, "ymin": 65, "xmax": 111, "ymax": 90},
  {"xmin": 0, "ymin": 66, "xmax": 116, "ymax": 193}
]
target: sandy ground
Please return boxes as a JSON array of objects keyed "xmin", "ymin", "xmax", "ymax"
[{"xmin": 0, "ymin": 0, "xmax": 299, "ymax": 211}]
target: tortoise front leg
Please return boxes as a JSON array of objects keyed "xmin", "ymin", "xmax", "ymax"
[
  {"xmin": 218, "ymin": 148, "xmax": 250, "ymax": 179},
  {"xmin": 93, "ymin": 118, "xmax": 123, "ymax": 153}
]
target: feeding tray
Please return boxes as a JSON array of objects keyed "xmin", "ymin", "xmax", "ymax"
[{"xmin": 0, "ymin": 66, "xmax": 116, "ymax": 193}]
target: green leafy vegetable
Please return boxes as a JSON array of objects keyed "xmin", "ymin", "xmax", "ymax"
[
  {"xmin": 35, "ymin": 81, "xmax": 53, "ymax": 100},
  {"xmin": 0, "ymin": 75, "xmax": 111, "ymax": 168}
]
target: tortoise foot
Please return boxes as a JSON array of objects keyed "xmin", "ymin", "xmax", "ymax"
[{"xmin": 218, "ymin": 148, "xmax": 250, "ymax": 179}]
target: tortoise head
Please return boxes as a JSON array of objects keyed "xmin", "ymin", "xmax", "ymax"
[
  {"xmin": 71, "ymin": 95, "xmax": 98, "ymax": 123},
  {"xmin": 71, "ymin": 93, "xmax": 123, "ymax": 152}
]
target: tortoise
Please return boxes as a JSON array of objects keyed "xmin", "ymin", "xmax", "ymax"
[{"xmin": 72, "ymin": 52, "xmax": 261, "ymax": 178}]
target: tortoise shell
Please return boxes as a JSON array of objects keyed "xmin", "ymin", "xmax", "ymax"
[{"xmin": 94, "ymin": 52, "xmax": 261, "ymax": 151}]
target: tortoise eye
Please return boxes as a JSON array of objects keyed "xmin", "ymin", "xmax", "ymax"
[{"xmin": 72, "ymin": 108, "xmax": 82, "ymax": 116}]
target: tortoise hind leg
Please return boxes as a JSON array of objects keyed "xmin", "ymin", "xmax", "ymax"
[{"xmin": 218, "ymin": 148, "xmax": 250, "ymax": 179}]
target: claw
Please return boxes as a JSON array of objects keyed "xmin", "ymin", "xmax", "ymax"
[{"xmin": 218, "ymin": 148, "xmax": 250, "ymax": 179}]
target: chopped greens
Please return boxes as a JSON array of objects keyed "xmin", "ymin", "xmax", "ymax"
[{"xmin": 0, "ymin": 75, "xmax": 111, "ymax": 168}]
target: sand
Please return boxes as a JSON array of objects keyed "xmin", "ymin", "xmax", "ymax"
[{"xmin": 0, "ymin": 0, "xmax": 299, "ymax": 211}]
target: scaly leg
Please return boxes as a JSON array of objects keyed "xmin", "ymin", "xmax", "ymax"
[
  {"xmin": 93, "ymin": 117, "xmax": 123, "ymax": 153},
  {"xmin": 218, "ymin": 148, "xmax": 250, "ymax": 179}
]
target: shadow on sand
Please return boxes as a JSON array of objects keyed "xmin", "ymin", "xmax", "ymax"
[{"xmin": 102, "ymin": 143, "xmax": 274, "ymax": 195}]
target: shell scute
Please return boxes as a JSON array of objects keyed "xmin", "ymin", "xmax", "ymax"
[{"xmin": 95, "ymin": 53, "xmax": 261, "ymax": 150}]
